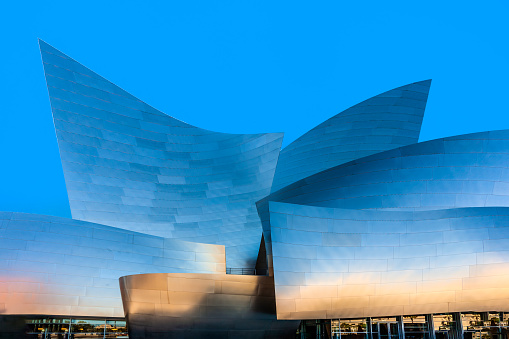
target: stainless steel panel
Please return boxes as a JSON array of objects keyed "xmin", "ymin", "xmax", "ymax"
[
  {"xmin": 268, "ymin": 202, "xmax": 509, "ymax": 320},
  {"xmin": 271, "ymin": 80, "xmax": 430, "ymax": 192},
  {"xmin": 119, "ymin": 273, "xmax": 299, "ymax": 339},
  {"xmin": 0, "ymin": 212, "xmax": 225, "ymax": 318},
  {"xmin": 4, "ymin": 40, "xmax": 509, "ymax": 335},
  {"xmin": 39, "ymin": 40, "xmax": 283, "ymax": 269},
  {"xmin": 257, "ymin": 128, "xmax": 509, "ymax": 277}
]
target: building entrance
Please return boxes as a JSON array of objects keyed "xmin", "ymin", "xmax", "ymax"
[{"xmin": 378, "ymin": 322, "xmax": 400, "ymax": 339}]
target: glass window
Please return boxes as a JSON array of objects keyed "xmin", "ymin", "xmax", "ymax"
[
  {"xmin": 331, "ymin": 319, "xmax": 369, "ymax": 339},
  {"xmin": 25, "ymin": 318, "xmax": 72, "ymax": 338},
  {"xmin": 403, "ymin": 315, "xmax": 429, "ymax": 339},
  {"xmin": 72, "ymin": 318, "xmax": 107, "ymax": 337},
  {"xmin": 24, "ymin": 317, "xmax": 128, "ymax": 339},
  {"xmin": 105, "ymin": 320, "xmax": 128, "ymax": 338},
  {"xmin": 501, "ymin": 313, "xmax": 509, "ymax": 327},
  {"xmin": 372, "ymin": 317, "xmax": 399, "ymax": 339},
  {"xmin": 462, "ymin": 312, "xmax": 505, "ymax": 339},
  {"xmin": 433, "ymin": 314, "xmax": 458, "ymax": 339}
]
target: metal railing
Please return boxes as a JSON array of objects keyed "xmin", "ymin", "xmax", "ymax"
[{"xmin": 226, "ymin": 268, "xmax": 268, "ymax": 276}]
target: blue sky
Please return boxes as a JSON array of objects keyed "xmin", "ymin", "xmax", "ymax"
[{"xmin": 0, "ymin": 1, "xmax": 508, "ymax": 218}]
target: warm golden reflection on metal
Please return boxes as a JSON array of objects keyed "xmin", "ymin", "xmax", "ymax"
[
  {"xmin": 0, "ymin": 212, "xmax": 225, "ymax": 318},
  {"xmin": 269, "ymin": 203, "xmax": 509, "ymax": 320},
  {"xmin": 119, "ymin": 273, "xmax": 299, "ymax": 339},
  {"xmin": 6, "ymin": 39, "xmax": 509, "ymax": 338}
]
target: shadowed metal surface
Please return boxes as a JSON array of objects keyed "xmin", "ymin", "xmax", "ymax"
[
  {"xmin": 271, "ymin": 80, "xmax": 431, "ymax": 193},
  {"xmin": 258, "ymin": 129, "xmax": 509, "ymax": 275},
  {"xmin": 269, "ymin": 202, "xmax": 509, "ymax": 320},
  {"xmin": 0, "ymin": 212, "xmax": 224, "ymax": 317},
  {"xmin": 4, "ymin": 39, "xmax": 508, "ymax": 337},
  {"xmin": 119, "ymin": 273, "xmax": 299, "ymax": 339},
  {"xmin": 266, "ymin": 130, "xmax": 509, "ymax": 211},
  {"xmin": 39, "ymin": 40, "xmax": 283, "ymax": 269}
]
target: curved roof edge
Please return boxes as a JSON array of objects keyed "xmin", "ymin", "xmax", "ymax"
[
  {"xmin": 264, "ymin": 128, "xmax": 509, "ymax": 210},
  {"xmin": 271, "ymin": 79, "xmax": 432, "ymax": 192},
  {"xmin": 258, "ymin": 128, "xmax": 509, "ymax": 275},
  {"xmin": 39, "ymin": 40, "xmax": 284, "ymax": 269}
]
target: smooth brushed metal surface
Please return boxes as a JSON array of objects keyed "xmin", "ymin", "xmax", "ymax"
[
  {"xmin": 271, "ymin": 80, "xmax": 431, "ymax": 193},
  {"xmin": 0, "ymin": 212, "xmax": 224, "ymax": 317},
  {"xmin": 39, "ymin": 40, "xmax": 283, "ymax": 269},
  {"xmin": 269, "ymin": 202, "xmax": 509, "ymax": 320},
  {"xmin": 119, "ymin": 273, "xmax": 299, "ymax": 339},
  {"xmin": 265, "ymin": 130, "xmax": 509, "ymax": 212},
  {"xmin": 258, "ymin": 129, "xmax": 509, "ymax": 275},
  {"xmin": 4, "ymin": 39, "xmax": 509, "ymax": 337}
]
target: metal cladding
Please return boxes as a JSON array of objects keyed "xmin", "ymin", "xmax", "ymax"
[
  {"xmin": 271, "ymin": 80, "xmax": 431, "ymax": 193},
  {"xmin": 269, "ymin": 202, "xmax": 509, "ymax": 320},
  {"xmin": 261, "ymin": 129, "xmax": 509, "ymax": 320},
  {"xmin": 3, "ymin": 39, "xmax": 509, "ymax": 337},
  {"xmin": 39, "ymin": 40, "xmax": 283, "ymax": 269},
  {"xmin": 258, "ymin": 129, "xmax": 509, "ymax": 275},
  {"xmin": 0, "ymin": 212, "xmax": 224, "ymax": 317},
  {"xmin": 265, "ymin": 130, "xmax": 509, "ymax": 211},
  {"xmin": 119, "ymin": 273, "xmax": 299, "ymax": 339}
]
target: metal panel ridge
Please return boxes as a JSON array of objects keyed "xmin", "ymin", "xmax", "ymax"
[
  {"xmin": 269, "ymin": 202, "xmax": 509, "ymax": 319},
  {"xmin": 271, "ymin": 80, "xmax": 431, "ymax": 193},
  {"xmin": 258, "ymin": 129, "xmax": 509, "ymax": 276},
  {"xmin": 38, "ymin": 40, "xmax": 283, "ymax": 269},
  {"xmin": 0, "ymin": 211, "xmax": 225, "ymax": 318}
]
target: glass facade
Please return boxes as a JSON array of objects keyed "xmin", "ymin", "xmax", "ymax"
[
  {"xmin": 25, "ymin": 317, "xmax": 127, "ymax": 338},
  {"xmin": 371, "ymin": 317, "xmax": 400, "ymax": 339},
  {"xmin": 461, "ymin": 313, "xmax": 509, "ymax": 339},
  {"xmin": 403, "ymin": 315, "xmax": 430, "ymax": 339},
  {"xmin": 433, "ymin": 314, "xmax": 459, "ymax": 339},
  {"xmin": 332, "ymin": 318, "xmax": 369, "ymax": 339},
  {"xmin": 307, "ymin": 313, "xmax": 509, "ymax": 339}
]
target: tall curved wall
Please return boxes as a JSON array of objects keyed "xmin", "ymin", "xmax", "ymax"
[
  {"xmin": 258, "ymin": 130, "xmax": 509, "ymax": 274},
  {"xmin": 40, "ymin": 41, "xmax": 283, "ymax": 268},
  {"xmin": 15, "ymin": 40, "xmax": 509, "ymax": 332},
  {"xmin": 268, "ymin": 130, "xmax": 509, "ymax": 211},
  {"xmin": 119, "ymin": 273, "xmax": 299, "ymax": 339},
  {"xmin": 0, "ymin": 212, "xmax": 224, "ymax": 317},
  {"xmin": 271, "ymin": 80, "xmax": 431, "ymax": 192},
  {"xmin": 269, "ymin": 202, "xmax": 509, "ymax": 320}
]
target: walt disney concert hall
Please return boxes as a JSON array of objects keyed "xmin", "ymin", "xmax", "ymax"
[{"xmin": 1, "ymin": 41, "xmax": 509, "ymax": 339}]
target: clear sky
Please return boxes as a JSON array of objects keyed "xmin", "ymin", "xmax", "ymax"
[{"xmin": 0, "ymin": 1, "xmax": 508, "ymax": 218}]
